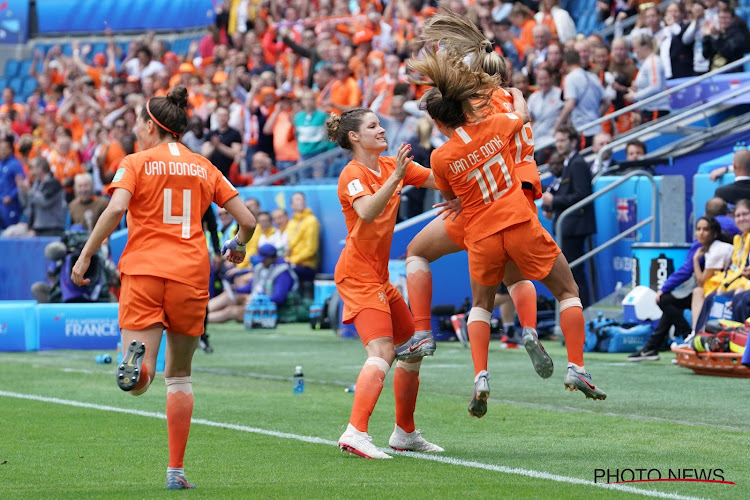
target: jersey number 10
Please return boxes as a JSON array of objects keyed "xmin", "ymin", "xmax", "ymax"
[
  {"xmin": 163, "ymin": 188, "xmax": 192, "ymax": 239},
  {"xmin": 466, "ymin": 153, "xmax": 513, "ymax": 205}
]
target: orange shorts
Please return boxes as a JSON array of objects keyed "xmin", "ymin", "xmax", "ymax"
[
  {"xmin": 446, "ymin": 189, "xmax": 537, "ymax": 250},
  {"xmin": 445, "ymin": 212, "xmax": 468, "ymax": 251},
  {"xmin": 352, "ymin": 301, "xmax": 415, "ymax": 346},
  {"xmin": 467, "ymin": 218, "xmax": 560, "ymax": 287},
  {"xmin": 337, "ymin": 277, "xmax": 403, "ymax": 323},
  {"xmin": 119, "ymin": 274, "xmax": 209, "ymax": 336}
]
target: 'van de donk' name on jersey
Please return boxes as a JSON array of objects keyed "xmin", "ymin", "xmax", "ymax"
[
  {"xmin": 144, "ymin": 160, "xmax": 208, "ymax": 179},
  {"xmin": 449, "ymin": 134, "xmax": 505, "ymax": 174}
]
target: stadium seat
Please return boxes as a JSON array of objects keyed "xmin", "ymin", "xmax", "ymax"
[
  {"xmin": 22, "ymin": 77, "xmax": 37, "ymax": 95},
  {"xmin": 3, "ymin": 59, "xmax": 19, "ymax": 78},
  {"xmin": 18, "ymin": 59, "xmax": 32, "ymax": 78},
  {"xmin": 60, "ymin": 44, "xmax": 73, "ymax": 56},
  {"xmin": 172, "ymin": 39, "xmax": 190, "ymax": 55},
  {"xmin": 0, "ymin": 78, "xmax": 8, "ymax": 90},
  {"xmin": 34, "ymin": 44, "xmax": 50, "ymax": 55},
  {"xmin": 91, "ymin": 42, "xmax": 107, "ymax": 56},
  {"xmin": 8, "ymin": 77, "xmax": 22, "ymax": 95}
]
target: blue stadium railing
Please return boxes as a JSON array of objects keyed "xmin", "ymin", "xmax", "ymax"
[{"xmin": 252, "ymin": 147, "xmax": 353, "ymax": 186}]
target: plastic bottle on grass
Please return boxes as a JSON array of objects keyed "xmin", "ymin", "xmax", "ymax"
[
  {"xmin": 96, "ymin": 354, "xmax": 111, "ymax": 364},
  {"xmin": 293, "ymin": 366, "xmax": 305, "ymax": 394}
]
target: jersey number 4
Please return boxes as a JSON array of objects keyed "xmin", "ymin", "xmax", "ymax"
[
  {"xmin": 163, "ymin": 188, "xmax": 191, "ymax": 239},
  {"xmin": 466, "ymin": 153, "xmax": 513, "ymax": 205}
]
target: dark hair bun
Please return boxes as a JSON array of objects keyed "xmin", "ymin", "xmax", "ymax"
[
  {"xmin": 325, "ymin": 113, "xmax": 341, "ymax": 143},
  {"xmin": 167, "ymin": 85, "xmax": 189, "ymax": 109}
]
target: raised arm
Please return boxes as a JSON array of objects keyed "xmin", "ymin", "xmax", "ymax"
[{"xmin": 352, "ymin": 144, "xmax": 411, "ymax": 223}]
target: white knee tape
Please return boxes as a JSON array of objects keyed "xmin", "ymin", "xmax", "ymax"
[
  {"xmin": 364, "ymin": 357, "xmax": 391, "ymax": 375},
  {"xmin": 559, "ymin": 297, "xmax": 583, "ymax": 312},
  {"xmin": 467, "ymin": 307, "xmax": 492, "ymax": 325},
  {"xmin": 507, "ymin": 280, "xmax": 532, "ymax": 294},
  {"xmin": 396, "ymin": 359, "xmax": 421, "ymax": 372},
  {"xmin": 165, "ymin": 376, "xmax": 193, "ymax": 394},
  {"xmin": 405, "ymin": 256, "xmax": 431, "ymax": 274}
]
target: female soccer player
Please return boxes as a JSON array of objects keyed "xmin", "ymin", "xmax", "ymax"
[
  {"xmin": 327, "ymin": 108, "xmax": 445, "ymax": 459},
  {"xmin": 71, "ymin": 85, "xmax": 256, "ymax": 489},
  {"xmin": 401, "ymin": 10, "xmax": 549, "ymax": 382},
  {"xmin": 412, "ymin": 50, "xmax": 606, "ymax": 418}
]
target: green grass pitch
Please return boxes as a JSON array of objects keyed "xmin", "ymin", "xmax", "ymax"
[{"xmin": 1, "ymin": 323, "xmax": 748, "ymax": 499}]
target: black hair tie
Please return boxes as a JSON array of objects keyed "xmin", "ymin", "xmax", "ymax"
[{"xmin": 484, "ymin": 45, "xmax": 493, "ymax": 53}]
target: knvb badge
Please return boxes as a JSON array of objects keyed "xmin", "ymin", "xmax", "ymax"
[{"xmin": 594, "ymin": 468, "xmax": 735, "ymax": 486}]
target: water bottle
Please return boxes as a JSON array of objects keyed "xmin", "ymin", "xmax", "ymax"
[
  {"xmin": 614, "ymin": 281, "xmax": 623, "ymax": 304},
  {"xmin": 344, "ymin": 384, "xmax": 356, "ymax": 393},
  {"xmin": 261, "ymin": 299, "xmax": 270, "ymax": 328},
  {"xmin": 269, "ymin": 301, "xmax": 278, "ymax": 328},
  {"xmin": 96, "ymin": 354, "xmax": 112, "ymax": 364},
  {"xmin": 293, "ymin": 366, "xmax": 305, "ymax": 394},
  {"xmin": 243, "ymin": 302, "xmax": 254, "ymax": 329},
  {"xmin": 252, "ymin": 297, "xmax": 262, "ymax": 328}
]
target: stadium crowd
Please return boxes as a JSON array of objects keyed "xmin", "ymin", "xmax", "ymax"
[{"xmin": 0, "ymin": 0, "xmax": 748, "ymax": 311}]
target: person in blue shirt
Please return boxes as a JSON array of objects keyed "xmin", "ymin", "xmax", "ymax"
[
  {"xmin": 207, "ymin": 244, "xmax": 298, "ymax": 323},
  {"xmin": 237, "ymin": 244, "xmax": 299, "ymax": 306},
  {"xmin": 0, "ymin": 135, "xmax": 25, "ymax": 230}
]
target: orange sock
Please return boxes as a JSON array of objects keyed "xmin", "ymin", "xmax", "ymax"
[
  {"xmin": 349, "ymin": 357, "xmax": 390, "ymax": 433},
  {"xmin": 509, "ymin": 281, "xmax": 537, "ymax": 329},
  {"xmin": 166, "ymin": 377, "xmax": 194, "ymax": 469},
  {"xmin": 406, "ymin": 257, "xmax": 432, "ymax": 332},
  {"xmin": 393, "ymin": 361, "xmax": 420, "ymax": 433},
  {"xmin": 560, "ymin": 300, "xmax": 585, "ymax": 366},
  {"xmin": 132, "ymin": 364, "xmax": 151, "ymax": 393},
  {"xmin": 467, "ymin": 308, "xmax": 491, "ymax": 375}
]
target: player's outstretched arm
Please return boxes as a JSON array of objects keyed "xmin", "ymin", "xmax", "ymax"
[{"xmin": 71, "ymin": 188, "xmax": 131, "ymax": 286}]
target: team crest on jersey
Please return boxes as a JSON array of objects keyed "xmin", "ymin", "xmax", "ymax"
[
  {"xmin": 378, "ymin": 291, "xmax": 387, "ymax": 304},
  {"xmin": 348, "ymin": 179, "xmax": 364, "ymax": 196},
  {"xmin": 113, "ymin": 168, "xmax": 125, "ymax": 182}
]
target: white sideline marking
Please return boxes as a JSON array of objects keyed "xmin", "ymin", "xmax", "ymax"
[
  {"xmin": 62, "ymin": 368, "xmax": 98, "ymax": 374},
  {"xmin": 0, "ymin": 390, "xmax": 706, "ymax": 500}
]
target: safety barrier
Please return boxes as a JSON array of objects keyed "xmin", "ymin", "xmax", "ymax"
[{"xmin": 0, "ymin": 301, "xmax": 120, "ymax": 351}]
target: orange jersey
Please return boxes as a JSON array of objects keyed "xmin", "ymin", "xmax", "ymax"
[
  {"xmin": 47, "ymin": 149, "xmax": 83, "ymax": 184},
  {"xmin": 513, "ymin": 19, "xmax": 536, "ymax": 57},
  {"xmin": 491, "ymin": 89, "xmax": 541, "ymax": 199},
  {"xmin": 0, "ymin": 102, "xmax": 26, "ymax": 121},
  {"xmin": 431, "ymin": 111, "xmax": 534, "ymax": 244},
  {"xmin": 335, "ymin": 156, "xmax": 430, "ymax": 284},
  {"xmin": 108, "ymin": 142, "xmax": 239, "ymax": 289},
  {"xmin": 329, "ymin": 77, "xmax": 362, "ymax": 115}
]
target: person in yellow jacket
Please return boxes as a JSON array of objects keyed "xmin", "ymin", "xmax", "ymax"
[
  {"xmin": 285, "ymin": 192, "xmax": 320, "ymax": 281},
  {"xmin": 226, "ymin": 0, "xmax": 260, "ymax": 36}
]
